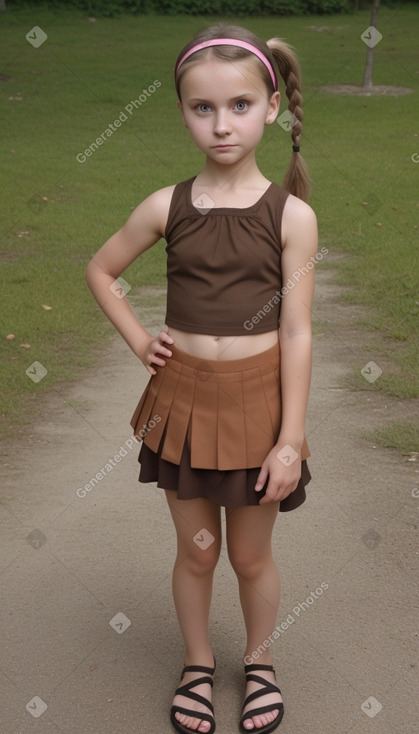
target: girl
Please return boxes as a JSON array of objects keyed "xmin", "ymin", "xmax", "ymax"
[{"xmin": 86, "ymin": 24, "xmax": 317, "ymax": 734}]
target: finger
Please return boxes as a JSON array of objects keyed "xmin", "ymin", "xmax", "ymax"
[
  {"xmin": 154, "ymin": 340, "xmax": 173, "ymax": 358},
  {"xmin": 254, "ymin": 464, "xmax": 268, "ymax": 492},
  {"xmin": 260, "ymin": 479, "xmax": 283, "ymax": 505},
  {"xmin": 259, "ymin": 489, "xmax": 276, "ymax": 505},
  {"xmin": 159, "ymin": 330, "xmax": 175, "ymax": 345},
  {"xmin": 149, "ymin": 353, "xmax": 167, "ymax": 367}
]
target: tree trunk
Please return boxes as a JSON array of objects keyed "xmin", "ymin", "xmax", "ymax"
[
  {"xmin": 363, "ymin": 0, "xmax": 381, "ymax": 89},
  {"xmin": 0, "ymin": 1, "xmax": 7, "ymax": 11}
]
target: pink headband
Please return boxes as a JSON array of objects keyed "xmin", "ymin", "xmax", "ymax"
[{"xmin": 176, "ymin": 38, "xmax": 277, "ymax": 90}]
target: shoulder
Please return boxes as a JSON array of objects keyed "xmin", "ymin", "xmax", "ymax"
[
  {"xmin": 140, "ymin": 184, "xmax": 177, "ymax": 214},
  {"xmin": 281, "ymin": 193, "xmax": 317, "ymax": 252},
  {"xmin": 282, "ymin": 193, "xmax": 317, "ymax": 227},
  {"xmin": 124, "ymin": 184, "xmax": 177, "ymax": 238}
]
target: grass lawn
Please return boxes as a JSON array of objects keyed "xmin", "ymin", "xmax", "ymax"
[{"xmin": 0, "ymin": 5, "xmax": 418, "ymax": 444}]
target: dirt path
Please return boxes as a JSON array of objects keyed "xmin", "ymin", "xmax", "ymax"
[{"xmin": 1, "ymin": 265, "xmax": 418, "ymax": 733}]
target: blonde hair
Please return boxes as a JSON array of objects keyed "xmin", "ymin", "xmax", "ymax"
[{"xmin": 175, "ymin": 24, "xmax": 311, "ymax": 202}]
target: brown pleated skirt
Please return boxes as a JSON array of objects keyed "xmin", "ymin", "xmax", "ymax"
[{"xmin": 130, "ymin": 343, "xmax": 311, "ymax": 512}]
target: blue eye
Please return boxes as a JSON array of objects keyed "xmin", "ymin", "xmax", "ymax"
[
  {"xmin": 198, "ymin": 104, "xmax": 211, "ymax": 113},
  {"xmin": 235, "ymin": 101, "xmax": 248, "ymax": 111}
]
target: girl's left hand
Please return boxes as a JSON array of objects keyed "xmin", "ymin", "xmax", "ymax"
[{"xmin": 255, "ymin": 446, "xmax": 302, "ymax": 504}]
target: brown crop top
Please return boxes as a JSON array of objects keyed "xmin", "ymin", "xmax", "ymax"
[{"xmin": 164, "ymin": 177, "xmax": 289, "ymax": 336}]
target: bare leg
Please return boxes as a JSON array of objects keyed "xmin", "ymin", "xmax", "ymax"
[
  {"xmin": 165, "ymin": 490, "xmax": 222, "ymax": 733},
  {"xmin": 226, "ymin": 502, "xmax": 283, "ymax": 731}
]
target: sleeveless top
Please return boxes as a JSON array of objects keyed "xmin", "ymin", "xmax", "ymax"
[{"xmin": 164, "ymin": 177, "xmax": 289, "ymax": 336}]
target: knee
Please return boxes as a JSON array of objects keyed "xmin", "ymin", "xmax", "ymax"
[
  {"xmin": 183, "ymin": 537, "xmax": 220, "ymax": 576},
  {"xmin": 228, "ymin": 545, "xmax": 271, "ymax": 581}
]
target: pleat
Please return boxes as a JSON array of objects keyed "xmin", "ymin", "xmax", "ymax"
[
  {"xmin": 144, "ymin": 367, "xmax": 180, "ymax": 453},
  {"xmin": 130, "ymin": 343, "xmax": 309, "ymax": 472},
  {"xmin": 130, "ymin": 371, "xmax": 161, "ymax": 439},
  {"xmin": 301, "ymin": 437, "xmax": 310, "ymax": 460},
  {"xmin": 217, "ymin": 379, "xmax": 247, "ymax": 470},
  {"xmin": 243, "ymin": 370, "xmax": 279, "ymax": 467},
  {"xmin": 260, "ymin": 368, "xmax": 281, "ymax": 439},
  {"xmin": 161, "ymin": 370, "xmax": 195, "ymax": 465},
  {"xmin": 189, "ymin": 378, "xmax": 218, "ymax": 469}
]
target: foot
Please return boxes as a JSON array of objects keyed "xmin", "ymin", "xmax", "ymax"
[
  {"xmin": 172, "ymin": 666, "xmax": 214, "ymax": 733},
  {"xmin": 241, "ymin": 667, "xmax": 283, "ymax": 731}
]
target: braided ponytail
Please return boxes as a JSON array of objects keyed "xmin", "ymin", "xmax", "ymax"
[{"xmin": 267, "ymin": 38, "xmax": 311, "ymax": 202}]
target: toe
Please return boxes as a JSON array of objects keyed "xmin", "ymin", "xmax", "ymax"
[
  {"xmin": 242, "ymin": 720, "xmax": 255, "ymax": 730},
  {"xmin": 174, "ymin": 711, "xmax": 211, "ymax": 732}
]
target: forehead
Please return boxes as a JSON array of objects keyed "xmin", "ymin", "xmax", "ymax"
[{"xmin": 179, "ymin": 56, "xmax": 268, "ymax": 99}]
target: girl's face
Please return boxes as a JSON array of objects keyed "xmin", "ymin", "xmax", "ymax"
[{"xmin": 177, "ymin": 56, "xmax": 280, "ymax": 165}]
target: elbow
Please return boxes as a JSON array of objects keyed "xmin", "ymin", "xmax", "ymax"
[
  {"xmin": 85, "ymin": 258, "xmax": 96, "ymax": 291},
  {"xmin": 279, "ymin": 325, "xmax": 312, "ymax": 342}
]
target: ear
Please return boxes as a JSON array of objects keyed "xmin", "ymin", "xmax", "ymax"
[
  {"xmin": 265, "ymin": 91, "xmax": 280, "ymax": 125},
  {"xmin": 177, "ymin": 99, "xmax": 188, "ymax": 128}
]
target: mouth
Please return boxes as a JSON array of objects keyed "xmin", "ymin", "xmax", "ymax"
[{"xmin": 212, "ymin": 144, "xmax": 236, "ymax": 149}]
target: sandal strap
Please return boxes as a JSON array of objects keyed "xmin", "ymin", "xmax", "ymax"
[
  {"xmin": 171, "ymin": 705, "xmax": 215, "ymax": 723},
  {"xmin": 239, "ymin": 701, "xmax": 284, "ymax": 733},
  {"xmin": 241, "ymin": 668, "xmax": 283, "ymax": 720},
  {"xmin": 181, "ymin": 663, "xmax": 215, "ymax": 677},
  {"xmin": 244, "ymin": 663, "xmax": 275, "ymax": 674},
  {"xmin": 175, "ymin": 681, "xmax": 214, "ymax": 712},
  {"xmin": 173, "ymin": 687, "xmax": 215, "ymax": 714},
  {"xmin": 241, "ymin": 701, "xmax": 284, "ymax": 718},
  {"xmin": 171, "ymin": 660, "xmax": 216, "ymax": 733},
  {"xmin": 176, "ymin": 674, "xmax": 214, "ymax": 694},
  {"xmin": 242, "ymin": 681, "xmax": 282, "ymax": 710}
]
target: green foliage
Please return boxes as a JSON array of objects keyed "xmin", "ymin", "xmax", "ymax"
[
  {"xmin": 1, "ymin": 7, "xmax": 418, "ymax": 438},
  {"xmin": 362, "ymin": 421, "xmax": 419, "ymax": 453},
  {"xmin": 7, "ymin": 0, "xmax": 352, "ymax": 17}
]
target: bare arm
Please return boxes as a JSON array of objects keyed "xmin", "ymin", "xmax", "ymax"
[
  {"xmin": 257, "ymin": 194, "xmax": 318, "ymax": 503},
  {"xmin": 85, "ymin": 185, "xmax": 175, "ymax": 375}
]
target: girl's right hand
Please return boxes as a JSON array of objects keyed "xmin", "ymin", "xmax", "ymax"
[{"xmin": 139, "ymin": 330, "xmax": 174, "ymax": 375}]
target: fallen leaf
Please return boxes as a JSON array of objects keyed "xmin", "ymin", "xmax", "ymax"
[
  {"xmin": 6, "ymin": 334, "xmax": 15, "ymax": 340},
  {"xmin": 375, "ymin": 222, "xmax": 382, "ymax": 227},
  {"xmin": 20, "ymin": 343, "xmax": 31, "ymax": 349},
  {"xmin": 42, "ymin": 304, "xmax": 52, "ymax": 310}
]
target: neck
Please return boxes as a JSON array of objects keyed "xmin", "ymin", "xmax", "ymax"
[{"xmin": 198, "ymin": 153, "xmax": 266, "ymax": 189}]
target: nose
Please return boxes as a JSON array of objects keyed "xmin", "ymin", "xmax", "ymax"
[{"xmin": 213, "ymin": 109, "xmax": 231, "ymax": 136}]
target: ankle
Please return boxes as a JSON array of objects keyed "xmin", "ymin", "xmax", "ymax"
[
  {"xmin": 243, "ymin": 652, "xmax": 273, "ymax": 668},
  {"xmin": 184, "ymin": 647, "xmax": 215, "ymax": 669}
]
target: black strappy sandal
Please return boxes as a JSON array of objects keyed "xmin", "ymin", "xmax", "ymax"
[
  {"xmin": 239, "ymin": 663, "xmax": 284, "ymax": 734},
  {"xmin": 170, "ymin": 661, "xmax": 216, "ymax": 734}
]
